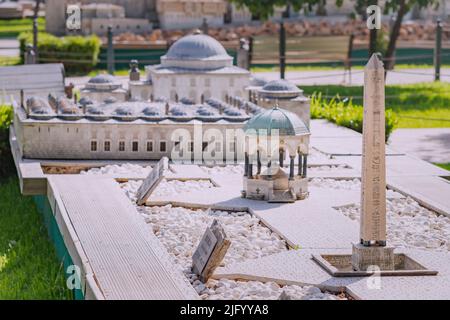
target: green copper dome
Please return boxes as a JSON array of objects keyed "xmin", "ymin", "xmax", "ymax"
[{"xmin": 244, "ymin": 106, "xmax": 310, "ymax": 136}]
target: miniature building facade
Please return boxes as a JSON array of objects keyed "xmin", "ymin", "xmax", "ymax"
[
  {"xmin": 256, "ymin": 79, "xmax": 311, "ymax": 127},
  {"xmin": 80, "ymin": 3, "xmax": 153, "ymax": 36},
  {"xmin": 156, "ymin": 0, "xmax": 227, "ymax": 30},
  {"xmin": 145, "ymin": 33, "xmax": 250, "ymax": 103},
  {"xmin": 12, "ymin": 33, "xmax": 309, "ymax": 164},
  {"xmin": 242, "ymin": 106, "xmax": 310, "ymax": 202},
  {"xmin": 14, "ymin": 97, "xmax": 263, "ymax": 160}
]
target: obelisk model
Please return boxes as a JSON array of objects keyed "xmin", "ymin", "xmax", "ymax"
[{"xmin": 352, "ymin": 54, "xmax": 394, "ymax": 271}]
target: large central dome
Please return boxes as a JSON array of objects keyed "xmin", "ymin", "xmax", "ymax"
[
  {"xmin": 161, "ymin": 33, "xmax": 233, "ymax": 70},
  {"xmin": 166, "ymin": 34, "xmax": 228, "ymax": 60}
]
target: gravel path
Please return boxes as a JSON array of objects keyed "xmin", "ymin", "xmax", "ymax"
[
  {"xmin": 119, "ymin": 179, "xmax": 343, "ymax": 300},
  {"xmin": 310, "ymin": 178, "xmax": 450, "ymax": 252}
]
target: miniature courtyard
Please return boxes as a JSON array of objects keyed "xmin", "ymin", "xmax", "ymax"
[
  {"xmin": 2, "ymin": 2, "xmax": 450, "ymax": 302},
  {"xmin": 9, "ymin": 114, "xmax": 450, "ymax": 300}
]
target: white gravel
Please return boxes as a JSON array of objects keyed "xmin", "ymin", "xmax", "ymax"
[
  {"xmin": 310, "ymin": 178, "xmax": 361, "ymax": 190},
  {"xmin": 309, "ymin": 164, "xmax": 349, "ymax": 172},
  {"xmin": 80, "ymin": 163, "xmax": 151, "ymax": 176},
  {"xmin": 137, "ymin": 205, "xmax": 287, "ymax": 269},
  {"xmin": 311, "ymin": 178, "xmax": 450, "ymax": 252},
  {"xmin": 338, "ymin": 199, "xmax": 450, "ymax": 252},
  {"xmin": 135, "ymin": 204, "xmax": 340, "ymax": 300},
  {"xmin": 201, "ymin": 165, "xmax": 244, "ymax": 175},
  {"xmin": 120, "ymin": 179, "xmax": 216, "ymax": 202}
]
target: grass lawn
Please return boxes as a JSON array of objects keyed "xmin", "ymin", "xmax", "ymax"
[
  {"xmin": 0, "ymin": 56, "xmax": 20, "ymax": 67},
  {"xmin": 251, "ymin": 64, "xmax": 450, "ymax": 73},
  {"xmin": 301, "ymin": 82, "xmax": 450, "ymax": 128},
  {"xmin": 0, "ymin": 177, "xmax": 71, "ymax": 299},
  {"xmin": 0, "ymin": 17, "xmax": 45, "ymax": 38},
  {"xmin": 435, "ymin": 163, "xmax": 450, "ymax": 171}
]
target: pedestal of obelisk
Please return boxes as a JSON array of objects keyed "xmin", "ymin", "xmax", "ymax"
[{"xmin": 352, "ymin": 53, "xmax": 394, "ymax": 271}]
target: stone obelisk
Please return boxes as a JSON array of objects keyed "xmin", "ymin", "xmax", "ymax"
[{"xmin": 352, "ymin": 54, "xmax": 394, "ymax": 271}]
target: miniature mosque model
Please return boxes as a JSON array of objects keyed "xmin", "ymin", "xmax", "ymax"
[
  {"xmin": 12, "ymin": 31, "xmax": 311, "ymax": 202},
  {"xmin": 242, "ymin": 106, "xmax": 310, "ymax": 202}
]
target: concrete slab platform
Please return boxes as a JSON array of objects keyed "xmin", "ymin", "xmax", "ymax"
[
  {"xmin": 389, "ymin": 128, "xmax": 450, "ymax": 164},
  {"xmin": 50, "ymin": 176, "xmax": 199, "ymax": 300},
  {"xmin": 214, "ymin": 248, "xmax": 450, "ymax": 300},
  {"xmin": 388, "ymin": 176, "xmax": 450, "ymax": 218}
]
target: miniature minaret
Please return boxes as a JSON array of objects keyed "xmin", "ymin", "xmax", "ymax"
[{"xmin": 352, "ymin": 54, "xmax": 394, "ymax": 271}]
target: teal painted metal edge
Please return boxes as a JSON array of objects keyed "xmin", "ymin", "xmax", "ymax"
[{"xmin": 33, "ymin": 195, "xmax": 85, "ymax": 300}]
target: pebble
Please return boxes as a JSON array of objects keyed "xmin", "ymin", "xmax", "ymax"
[
  {"xmin": 330, "ymin": 179, "xmax": 450, "ymax": 252},
  {"xmin": 80, "ymin": 164, "xmax": 151, "ymax": 176}
]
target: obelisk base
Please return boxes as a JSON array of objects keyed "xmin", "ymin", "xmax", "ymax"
[{"xmin": 352, "ymin": 243, "xmax": 395, "ymax": 271}]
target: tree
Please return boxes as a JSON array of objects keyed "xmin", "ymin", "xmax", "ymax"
[
  {"xmin": 232, "ymin": 0, "xmax": 439, "ymax": 71},
  {"xmin": 383, "ymin": 0, "xmax": 439, "ymax": 70},
  {"xmin": 230, "ymin": 0, "xmax": 344, "ymax": 20}
]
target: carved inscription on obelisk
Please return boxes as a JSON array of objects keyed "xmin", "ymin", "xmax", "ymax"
[{"xmin": 360, "ymin": 54, "xmax": 387, "ymax": 246}]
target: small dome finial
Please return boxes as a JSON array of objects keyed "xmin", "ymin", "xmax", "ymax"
[{"xmin": 274, "ymin": 99, "xmax": 279, "ymax": 109}]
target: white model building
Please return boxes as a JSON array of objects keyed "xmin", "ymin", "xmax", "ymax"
[
  {"xmin": 12, "ymin": 33, "xmax": 309, "ymax": 179},
  {"xmin": 144, "ymin": 32, "xmax": 250, "ymax": 103}
]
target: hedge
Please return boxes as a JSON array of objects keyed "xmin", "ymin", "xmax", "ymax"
[
  {"xmin": 310, "ymin": 93, "xmax": 397, "ymax": 142},
  {"xmin": 18, "ymin": 32, "xmax": 101, "ymax": 75},
  {"xmin": 0, "ymin": 105, "xmax": 14, "ymax": 180}
]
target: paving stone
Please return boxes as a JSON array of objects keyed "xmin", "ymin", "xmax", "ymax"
[
  {"xmin": 388, "ymin": 176, "xmax": 450, "ymax": 218},
  {"xmin": 214, "ymin": 248, "xmax": 450, "ymax": 300}
]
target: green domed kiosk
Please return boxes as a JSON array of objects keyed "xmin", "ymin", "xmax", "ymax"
[{"xmin": 242, "ymin": 106, "xmax": 310, "ymax": 202}]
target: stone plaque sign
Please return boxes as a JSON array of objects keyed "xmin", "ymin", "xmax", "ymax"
[
  {"xmin": 192, "ymin": 219, "xmax": 231, "ymax": 282},
  {"xmin": 136, "ymin": 157, "xmax": 167, "ymax": 205}
]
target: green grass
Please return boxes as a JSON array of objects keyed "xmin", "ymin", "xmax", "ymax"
[
  {"xmin": 435, "ymin": 163, "xmax": 450, "ymax": 171},
  {"xmin": 0, "ymin": 56, "xmax": 20, "ymax": 66},
  {"xmin": 0, "ymin": 178, "xmax": 71, "ymax": 299},
  {"xmin": 251, "ymin": 64, "xmax": 450, "ymax": 73},
  {"xmin": 0, "ymin": 17, "xmax": 45, "ymax": 38},
  {"xmin": 301, "ymin": 82, "xmax": 450, "ymax": 128},
  {"xmin": 87, "ymin": 69, "xmax": 144, "ymax": 77}
]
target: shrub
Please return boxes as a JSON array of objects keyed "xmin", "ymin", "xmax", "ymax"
[
  {"xmin": 0, "ymin": 105, "xmax": 14, "ymax": 180},
  {"xmin": 18, "ymin": 32, "xmax": 101, "ymax": 75},
  {"xmin": 310, "ymin": 93, "xmax": 397, "ymax": 141}
]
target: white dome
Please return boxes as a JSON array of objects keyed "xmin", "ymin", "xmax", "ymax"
[{"xmin": 161, "ymin": 34, "xmax": 233, "ymax": 70}]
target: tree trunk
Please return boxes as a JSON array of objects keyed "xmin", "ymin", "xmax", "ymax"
[
  {"xmin": 369, "ymin": 28, "xmax": 378, "ymax": 57},
  {"xmin": 33, "ymin": 0, "xmax": 42, "ymax": 19},
  {"xmin": 368, "ymin": 0, "xmax": 378, "ymax": 57},
  {"xmin": 384, "ymin": 0, "xmax": 408, "ymax": 70}
]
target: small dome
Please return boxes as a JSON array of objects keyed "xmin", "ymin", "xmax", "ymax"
[
  {"xmin": 104, "ymin": 97, "xmax": 117, "ymax": 104},
  {"xmin": 79, "ymin": 97, "xmax": 94, "ymax": 106},
  {"xmin": 27, "ymin": 97, "xmax": 52, "ymax": 113},
  {"xmin": 250, "ymin": 76, "xmax": 268, "ymax": 87},
  {"xmin": 88, "ymin": 74, "xmax": 116, "ymax": 84},
  {"xmin": 224, "ymin": 108, "xmax": 242, "ymax": 116},
  {"xmin": 244, "ymin": 106, "xmax": 309, "ymax": 136},
  {"xmin": 170, "ymin": 107, "xmax": 187, "ymax": 116},
  {"xmin": 165, "ymin": 34, "xmax": 228, "ymax": 60},
  {"xmin": 197, "ymin": 108, "xmax": 215, "ymax": 116},
  {"xmin": 87, "ymin": 106, "xmax": 104, "ymax": 115},
  {"xmin": 180, "ymin": 97, "xmax": 195, "ymax": 105},
  {"xmin": 259, "ymin": 79, "xmax": 302, "ymax": 99},
  {"xmin": 60, "ymin": 106, "xmax": 80, "ymax": 114},
  {"xmin": 115, "ymin": 106, "xmax": 134, "ymax": 116},
  {"xmin": 155, "ymin": 97, "xmax": 168, "ymax": 103},
  {"xmin": 142, "ymin": 107, "xmax": 160, "ymax": 116},
  {"xmin": 86, "ymin": 74, "xmax": 122, "ymax": 91}
]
